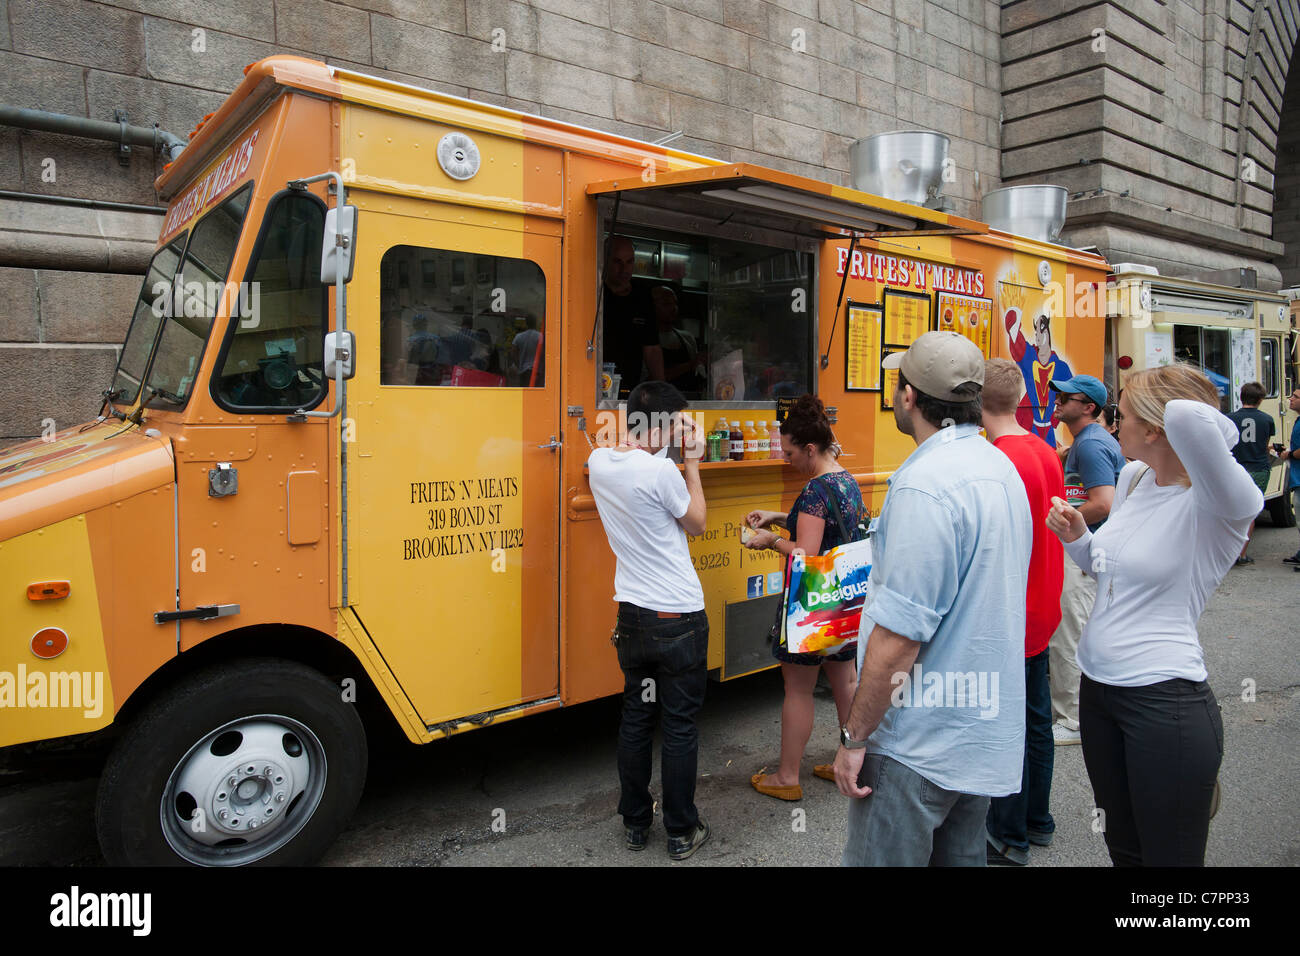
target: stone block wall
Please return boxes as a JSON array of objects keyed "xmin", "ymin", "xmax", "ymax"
[
  {"xmin": 1272, "ymin": 33, "xmax": 1300, "ymax": 286},
  {"xmin": 1002, "ymin": 0, "xmax": 1299, "ymax": 285}
]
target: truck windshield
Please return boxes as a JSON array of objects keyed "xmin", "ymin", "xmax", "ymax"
[
  {"xmin": 143, "ymin": 185, "xmax": 253, "ymax": 408},
  {"xmin": 111, "ymin": 232, "xmax": 189, "ymax": 405},
  {"xmin": 110, "ymin": 185, "xmax": 253, "ymax": 409}
]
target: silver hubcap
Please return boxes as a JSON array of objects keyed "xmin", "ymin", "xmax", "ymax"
[{"xmin": 161, "ymin": 715, "xmax": 327, "ymax": 865}]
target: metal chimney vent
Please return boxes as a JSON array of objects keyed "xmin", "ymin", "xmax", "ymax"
[
  {"xmin": 982, "ymin": 185, "xmax": 1067, "ymax": 243},
  {"xmin": 850, "ymin": 131, "xmax": 949, "ymax": 207}
]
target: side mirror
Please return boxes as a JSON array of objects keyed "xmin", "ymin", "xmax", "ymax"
[
  {"xmin": 325, "ymin": 330, "xmax": 356, "ymax": 381},
  {"xmin": 321, "ymin": 205, "xmax": 357, "ymax": 285}
]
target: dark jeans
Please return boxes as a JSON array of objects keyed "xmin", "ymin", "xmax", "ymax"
[
  {"xmin": 987, "ymin": 648, "xmax": 1055, "ymax": 850},
  {"xmin": 1080, "ymin": 674, "xmax": 1223, "ymax": 866},
  {"xmin": 614, "ymin": 603, "xmax": 709, "ymax": 837}
]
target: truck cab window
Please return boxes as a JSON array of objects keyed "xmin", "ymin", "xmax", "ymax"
[
  {"xmin": 379, "ymin": 246, "xmax": 546, "ymax": 387},
  {"xmin": 143, "ymin": 185, "xmax": 252, "ymax": 409},
  {"xmin": 214, "ymin": 192, "xmax": 327, "ymax": 410}
]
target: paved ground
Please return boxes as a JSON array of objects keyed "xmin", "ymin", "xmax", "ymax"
[{"xmin": 2, "ymin": 525, "xmax": 1297, "ymax": 868}]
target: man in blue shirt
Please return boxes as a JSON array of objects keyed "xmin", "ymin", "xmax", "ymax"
[
  {"xmin": 1283, "ymin": 387, "xmax": 1300, "ymax": 567},
  {"xmin": 834, "ymin": 332, "xmax": 1031, "ymax": 866},
  {"xmin": 1227, "ymin": 381, "xmax": 1275, "ymax": 565},
  {"xmin": 1046, "ymin": 374, "xmax": 1124, "ymax": 745}
]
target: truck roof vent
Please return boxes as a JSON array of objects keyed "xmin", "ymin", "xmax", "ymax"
[
  {"xmin": 982, "ymin": 185, "xmax": 1067, "ymax": 243},
  {"xmin": 1111, "ymin": 262, "xmax": 1160, "ymax": 276},
  {"xmin": 850, "ymin": 131, "xmax": 949, "ymax": 208}
]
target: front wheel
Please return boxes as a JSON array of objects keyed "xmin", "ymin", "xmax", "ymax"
[
  {"xmin": 96, "ymin": 659, "xmax": 367, "ymax": 866},
  {"xmin": 1266, "ymin": 488, "xmax": 1296, "ymax": 528}
]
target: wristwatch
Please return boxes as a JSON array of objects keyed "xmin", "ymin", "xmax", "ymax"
[{"xmin": 840, "ymin": 726, "xmax": 869, "ymax": 749}]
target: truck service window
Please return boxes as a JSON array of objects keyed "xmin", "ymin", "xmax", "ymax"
[
  {"xmin": 143, "ymin": 185, "xmax": 253, "ymax": 409},
  {"xmin": 110, "ymin": 232, "xmax": 188, "ymax": 405},
  {"xmin": 1173, "ymin": 324, "xmax": 1232, "ymax": 410},
  {"xmin": 379, "ymin": 246, "xmax": 546, "ymax": 387},
  {"xmin": 213, "ymin": 192, "xmax": 327, "ymax": 410},
  {"xmin": 600, "ymin": 229, "xmax": 813, "ymax": 403}
]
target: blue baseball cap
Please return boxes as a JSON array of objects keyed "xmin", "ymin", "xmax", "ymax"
[{"xmin": 1049, "ymin": 374, "xmax": 1108, "ymax": 411}]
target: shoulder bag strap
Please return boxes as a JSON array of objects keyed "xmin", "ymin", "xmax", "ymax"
[
  {"xmin": 822, "ymin": 479, "xmax": 856, "ymax": 545},
  {"xmin": 1127, "ymin": 464, "xmax": 1151, "ymax": 497}
]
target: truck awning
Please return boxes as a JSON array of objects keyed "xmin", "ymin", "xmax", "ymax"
[{"xmin": 586, "ymin": 162, "xmax": 987, "ymax": 240}]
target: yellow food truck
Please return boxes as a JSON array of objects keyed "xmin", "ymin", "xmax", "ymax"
[
  {"xmin": 1109, "ymin": 266, "xmax": 1297, "ymax": 526},
  {"xmin": 0, "ymin": 56, "xmax": 1107, "ymax": 865}
]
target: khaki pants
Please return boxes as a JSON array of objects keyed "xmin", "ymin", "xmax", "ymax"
[{"xmin": 1049, "ymin": 552, "xmax": 1096, "ymax": 729}]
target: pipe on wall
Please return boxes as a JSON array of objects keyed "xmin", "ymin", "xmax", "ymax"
[{"xmin": 0, "ymin": 105, "xmax": 187, "ymax": 163}]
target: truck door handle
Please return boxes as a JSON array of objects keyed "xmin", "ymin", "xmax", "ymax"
[
  {"xmin": 154, "ymin": 604, "xmax": 240, "ymax": 624},
  {"xmin": 537, "ymin": 436, "xmax": 561, "ymax": 451}
]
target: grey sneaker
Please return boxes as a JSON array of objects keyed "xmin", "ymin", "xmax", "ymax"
[
  {"xmin": 1052, "ymin": 722, "xmax": 1082, "ymax": 746},
  {"xmin": 667, "ymin": 820, "xmax": 710, "ymax": 861}
]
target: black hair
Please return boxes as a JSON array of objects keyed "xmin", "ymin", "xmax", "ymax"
[
  {"xmin": 898, "ymin": 371, "xmax": 982, "ymax": 428},
  {"xmin": 782, "ymin": 394, "xmax": 835, "ymax": 452},
  {"xmin": 626, "ymin": 380, "xmax": 688, "ymax": 442},
  {"xmin": 1102, "ymin": 403, "xmax": 1118, "ymax": 429},
  {"xmin": 1240, "ymin": 381, "xmax": 1265, "ymax": 406}
]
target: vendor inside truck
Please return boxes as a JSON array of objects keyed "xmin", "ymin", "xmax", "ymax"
[{"xmin": 598, "ymin": 227, "xmax": 815, "ymax": 407}]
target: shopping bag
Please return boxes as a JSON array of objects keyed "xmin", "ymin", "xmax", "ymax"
[
  {"xmin": 449, "ymin": 365, "xmax": 506, "ymax": 387},
  {"xmin": 778, "ymin": 537, "xmax": 873, "ymax": 656}
]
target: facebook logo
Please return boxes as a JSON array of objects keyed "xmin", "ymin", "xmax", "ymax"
[{"xmin": 747, "ymin": 575, "xmax": 764, "ymax": 599}]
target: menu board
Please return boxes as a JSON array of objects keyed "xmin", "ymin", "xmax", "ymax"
[
  {"xmin": 880, "ymin": 349, "xmax": 904, "ymax": 410},
  {"xmin": 936, "ymin": 292, "xmax": 993, "ymax": 357},
  {"xmin": 845, "ymin": 302, "xmax": 883, "ymax": 391},
  {"xmin": 883, "ymin": 289, "xmax": 931, "ymax": 347}
]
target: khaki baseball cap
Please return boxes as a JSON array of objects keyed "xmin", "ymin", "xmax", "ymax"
[{"xmin": 881, "ymin": 331, "xmax": 984, "ymax": 402}]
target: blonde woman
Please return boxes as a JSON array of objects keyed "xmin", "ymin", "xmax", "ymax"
[{"xmin": 1046, "ymin": 365, "xmax": 1262, "ymax": 866}]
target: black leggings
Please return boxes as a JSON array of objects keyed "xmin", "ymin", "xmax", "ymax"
[{"xmin": 1079, "ymin": 675, "xmax": 1223, "ymax": 866}]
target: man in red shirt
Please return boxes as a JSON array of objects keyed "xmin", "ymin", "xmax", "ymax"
[{"xmin": 982, "ymin": 358, "xmax": 1065, "ymax": 865}]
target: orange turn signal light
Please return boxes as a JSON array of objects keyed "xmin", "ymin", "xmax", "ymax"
[{"xmin": 27, "ymin": 581, "xmax": 70, "ymax": 601}]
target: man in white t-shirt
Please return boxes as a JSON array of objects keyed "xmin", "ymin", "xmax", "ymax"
[{"xmin": 587, "ymin": 381, "xmax": 709, "ymax": 860}]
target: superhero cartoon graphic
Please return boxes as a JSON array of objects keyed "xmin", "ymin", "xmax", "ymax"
[{"xmin": 1005, "ymin": 307, "xmax": 1072, "ymax": 447}]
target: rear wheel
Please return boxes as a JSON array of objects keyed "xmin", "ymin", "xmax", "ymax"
[
  {"xmin": 96, "ymin": 658, "xmax": 366, "ymax": 866},
  {"xmin": 1266, "ymin": 488, "xmax": 1296, "ymax": 528}
]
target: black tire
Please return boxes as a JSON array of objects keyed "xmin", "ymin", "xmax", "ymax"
[
  {"xmin": 1266, "ymin": 489, "xmax": 1296, "ymax": 528},
  {"xmin": 95, "ymin": 658, "xmax": 366, "ymax": 866}
]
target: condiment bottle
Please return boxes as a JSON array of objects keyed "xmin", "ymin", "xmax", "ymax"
[
  {"xmin": 755, "ymin": 420, "xmax": 770, "ymax": 458},
  {"xmin": 729, "ymin": 420, "xmax": 744, "ymax": 461},
  {"xmin": 769, "ymin": 421, "xmax": 784, "ymax": 459}
]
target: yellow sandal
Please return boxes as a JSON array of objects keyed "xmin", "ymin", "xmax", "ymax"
[{"xmin": 751, "ymin": 771, "xmax": 802, "ymax": 801}]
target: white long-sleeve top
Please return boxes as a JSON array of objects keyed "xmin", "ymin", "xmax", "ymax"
[{"xmin": 1064, "ymin": 400, "xmax": 1264, "ymax": 686}]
